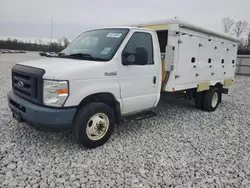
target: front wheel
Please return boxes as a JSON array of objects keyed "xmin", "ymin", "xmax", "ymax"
[{"xmin": 74, "ymin": 102, "xmax": 115, "ymax": 148}]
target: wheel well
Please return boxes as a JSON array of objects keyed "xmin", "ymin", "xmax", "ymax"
[
  {"xmin": 214, "ymin": 82, "xmax": 223, "ymax": 89},
  {"xmin": 214, "ymin": 82, "xmax": 223, "ymax": 103},
  {"xmin": 77, "ymin": 93, "xmax": 122, "ymax": 125}
]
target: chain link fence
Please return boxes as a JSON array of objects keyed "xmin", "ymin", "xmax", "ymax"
[{"xmin": 236, "ymin": 55, "xmax": 250, "ymax": 76}]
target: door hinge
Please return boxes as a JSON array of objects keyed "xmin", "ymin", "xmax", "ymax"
[
  {"xmin": 169, "ymin": 31, "xmax": 180, "ymax": 36},
  {"xmin": 199, "ymin": 43, "xmax": 203, "ymax": 47},
  {"xmin": 171, "ymin": 65, "xmax": 174, "ymax": 71},
  {"xmin": 178, "ymin": 40, "xmax": 183, "ymax": 44},
  {"xmin": 175, "ymin": 75, "xmax": 180, "ymax": 79}
]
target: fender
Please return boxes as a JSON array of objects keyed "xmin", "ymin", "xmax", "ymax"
[{"xmin": 64, "ymin": 78, "xmax": 122, "ymax": 109}]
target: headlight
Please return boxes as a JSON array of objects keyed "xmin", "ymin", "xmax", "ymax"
[{"xmin": 43, "ymin": 80, "xmax": 69, "ymax": 107}]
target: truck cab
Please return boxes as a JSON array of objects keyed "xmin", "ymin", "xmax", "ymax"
[{"xmin": 8, "ymin": 27, "xmax": 162, "ymax": 148}]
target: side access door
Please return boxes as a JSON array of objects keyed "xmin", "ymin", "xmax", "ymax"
[
  {"xmin": 175, "ymin": 34, "xmax": 200, "ymax": 84},
  {"xmin": 118, "ymin": 30, "xmax": 161, "ymax": 114}
]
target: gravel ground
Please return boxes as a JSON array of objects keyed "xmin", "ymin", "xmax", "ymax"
[{"xmin": 0, "ymin": 52, "xmax": 250, "ymax": 188}]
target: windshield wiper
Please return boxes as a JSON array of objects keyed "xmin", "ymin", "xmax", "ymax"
[
  {"xmin": 58, "ymin": 53, "xmax": 105, "ymax": 61},
  {"xmin": 69, "ymin": 53, "xmax": 106, "ymax": 61},
  {"xmin": 69, "ymin": 53, "xmax": 92, "ymax": 57}
]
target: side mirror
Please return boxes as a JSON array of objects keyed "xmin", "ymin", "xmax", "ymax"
[
  {"xmin": 122, "ymin": 47, "xmax": 148, "ymax": 66},
  {"xmin": 122, "ymin": 52, "xmax": 135, "ymax": 66}
]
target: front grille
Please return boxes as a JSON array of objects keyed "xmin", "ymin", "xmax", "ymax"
[
  {"xmin": 12, "ymin": 64, "xmax": 45, "ymax": 104},
  {"xmin": 13, "ymin": 73, "xmax": 34, "ymax": 97}
]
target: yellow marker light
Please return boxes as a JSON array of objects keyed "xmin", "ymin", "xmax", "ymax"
[{"xmin": 57, "ymin": 88, "xmax": 68, "ymax": 95}]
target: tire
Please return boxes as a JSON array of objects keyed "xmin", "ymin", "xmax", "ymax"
[
  {"xmin": 74, "ymin": 102, "xmax": 115, "ymax": 148},
  {"xmin": 218, "ymin": 92, "xmax": 222, "ymax": 103},
  {"xmin": 195, "ymin": 91, "xmax": 205, "ymax": 109},
  {"xmin": 203, "ymin": 87, "xmax": 220, "ymax": 112}
]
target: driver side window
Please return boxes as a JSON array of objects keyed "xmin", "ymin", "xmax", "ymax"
[{"xmin": 122, "ymin": 32, "xmax": 154, "ymax": 65}]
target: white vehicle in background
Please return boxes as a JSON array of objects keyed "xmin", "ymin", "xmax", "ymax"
[
  {"xmin": 46, "ymin": 52, "xmax": 58, "ymax": 57},
  {"xmin": 8, "ymin": 19, "xmax": 239, "ymax": 148}
]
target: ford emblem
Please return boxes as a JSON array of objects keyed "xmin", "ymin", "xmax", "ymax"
[{"xmin": 17, "ymin": 80, "xmax": 24, "ymax": 87}]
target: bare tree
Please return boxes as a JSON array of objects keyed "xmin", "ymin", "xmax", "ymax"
[
  {"xmin": 248, "ymin": 30, "xmax": 250, "ymax": 45},
  {"xmin": 62, "ymin": 37, "xmax": 70, "ymax": 47},
  {"xmin": 222, "ymin": 17, "xmax": 234, "ymax": 33},
  {"xmin": 38, "ymin": 39, "xmax": 44, "ymax": 45},
  {"xmin": 233, "ymin": 21, "xmax": 248, "ymax": 37},
  {"xmin": 246, "ymin": 30, "xmax": 250, "ymax": 51},
  {"xmin": 58, "ymin": 38, "xmax": 63, "ymax": 47}
]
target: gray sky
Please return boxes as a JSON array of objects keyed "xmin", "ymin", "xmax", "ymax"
[{"xmin": 0, "ymin": 0, "xmax": 249, "ymax": 41}]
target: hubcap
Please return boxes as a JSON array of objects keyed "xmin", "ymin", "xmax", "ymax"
[
  {"xmin": 211, "ymin": 92, "xmax": 218, "ymax": 108},
  {"xmin": 86, "ymin": 113, "xmax": 109, "ymax": 140}
]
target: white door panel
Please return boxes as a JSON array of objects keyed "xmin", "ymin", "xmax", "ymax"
[
  {"xmin": 119, "ymin": 72, "xmax": 156, "ymax": 97},
  {"xmin": 213, "ymin": 42, "xmax": 225, "ymax": 79},
  {"xmin": 176, "ymin": 34, "xmax": 200, "ymax": 84},
  {"xmin": 197, "ymin": 38, "xmax": 214, "ymax": 82},
  {"xmin": 224, "ymin": 44, "xmax": 237, "ymax": 77},
  {"xmin": 118, "ymin": 30, "xmax": 160, "ymax": 114},
  {"xmin": 119, "ymin": 66, "xmax": 158, "ymax": 114},
  {"xmin": 121, "ymin": 94, "xmax": 157, "ymax": 114}
]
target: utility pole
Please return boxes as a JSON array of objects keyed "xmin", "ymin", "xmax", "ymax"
[{"xmin": 50, "ymin": 17, "xmax": 54, "ymax": 44}]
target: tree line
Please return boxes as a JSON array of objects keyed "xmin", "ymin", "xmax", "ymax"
[
  {"xmin": 222, "ymin": 17, "xmax": 250, "ymax": 54},
  {"xmin": 1, "ymin": 18, "xmax": 250, "ymax": 54},
  {"xmin": 0, "ymin": 37, "xmax": 70, "ymax": 52}
]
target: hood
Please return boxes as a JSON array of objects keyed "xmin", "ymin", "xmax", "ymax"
[{"xmin": 18, "ymin": 58, "xmax": 116, "ymax": 80}]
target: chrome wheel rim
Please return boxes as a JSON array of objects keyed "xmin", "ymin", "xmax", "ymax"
[
  {"xmin": 86, "ymin": 113, "xmax": 109, "ymax": 140},
  {"xmin": 211, "ymin": 92, "xmax": 218, "ymax": 108}
]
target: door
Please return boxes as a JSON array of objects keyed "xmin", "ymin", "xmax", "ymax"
[
  {"xmin": 175, "ymin": 34, "xmax": 200, "ymax": 84},
  {"xmin": 213, "ymin": 41, "xmax": 229, "ymax": 79},
  {"xmin": 118, "ymin": 31, "xmax": 160, "ymax": 114},
  {"xmin": 197, "ymin": 38, "xmax": 215, "ymax": 82},
  {"xmin": 224, "ymin": 43, "xmax": 236, "ymax": 77}
]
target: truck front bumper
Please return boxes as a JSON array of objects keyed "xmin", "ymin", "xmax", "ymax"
[{"xmin": 7, "ymin": 91, "xmax": 77, "ymax": 131}]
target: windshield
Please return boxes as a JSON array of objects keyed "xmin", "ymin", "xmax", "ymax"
[{"xmin": 60, "ymin": 28, "xmax": 129, "ymax": 61}]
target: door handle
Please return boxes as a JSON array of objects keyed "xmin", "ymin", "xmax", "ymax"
[{"xmin": 153, "ymin": 76, "xmax": 156, "ymax": 84}]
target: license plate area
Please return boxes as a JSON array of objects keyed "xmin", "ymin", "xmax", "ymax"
[
  {"xmin": 12, "ymin": 112, "xmax": 24, "ymax": 122},
  {"xmin": 9, "ymin": 99, "xmax": 26, "ymax": 113}
]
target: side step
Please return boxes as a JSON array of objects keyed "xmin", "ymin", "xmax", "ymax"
[{"xmin": 123, "ymin": 110, "xmax": 157, "ymax": 122}]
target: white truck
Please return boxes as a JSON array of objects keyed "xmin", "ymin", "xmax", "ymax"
[{"xmin": 8, "ymin": 19, "xmax": 239, "ymax": 148}]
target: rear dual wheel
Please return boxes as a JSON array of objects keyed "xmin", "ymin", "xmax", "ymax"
[
  {"xmin": 195, "ymin": 87, "xmax": 220, "ymax": 112},
  {"xmin": 195, "ymin": 91, "xmax": 205, "ymax": 109}
]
